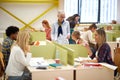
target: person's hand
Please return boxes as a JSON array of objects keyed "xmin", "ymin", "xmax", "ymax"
[
  {"xmin": 26, "ymin": 45, "xmax": 30, "ymax": 52},
  {"xmin": 80, "ymin": 60, "xmax": 89, "ymax": 63},
  {"xmin": 66, "ymin": 35, "xmax": 70, "ymax": 39}
]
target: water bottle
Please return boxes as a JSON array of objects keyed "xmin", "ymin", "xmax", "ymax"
[{"xmin": 55, "ymin": 50, "xmax": 60, "ymax": 64}]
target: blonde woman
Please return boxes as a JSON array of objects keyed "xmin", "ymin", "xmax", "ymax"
[
  {"xmin": 89, "ymin": 28, "xmax": 114, "ymax": 64},
  {"xmin": 5, "ymin": 30, "xmax": 31, "ymax": 80}
]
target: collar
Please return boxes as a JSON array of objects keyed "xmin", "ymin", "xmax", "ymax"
[{"xmin": 76, "ymin": 39, "xmax": 80, "ymax": 44}]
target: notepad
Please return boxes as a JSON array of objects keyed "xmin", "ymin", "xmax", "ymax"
[{"xmin": 49, "ymin": 63, "xmax": 62, "ymax": 68}]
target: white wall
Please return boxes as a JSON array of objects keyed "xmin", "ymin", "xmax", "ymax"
[
  {"xmin": 117, "ymin": 0, "xmax": 120, "ymax": 23},
  {"xmin": 0, "ymin": 3, "xmax": 58, "ymax": 31}
]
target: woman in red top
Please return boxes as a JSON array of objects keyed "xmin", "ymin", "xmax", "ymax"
[
  {"xmin": 42, "ymin": 20, "xmax": 51, "ymax": 41},
  {"xmin": 72, "ymin": 31, "xmax": 92, "ymax": 56}
]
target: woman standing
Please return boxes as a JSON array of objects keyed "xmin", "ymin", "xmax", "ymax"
[
  {"xmin": 5, "ymin": 30, "xmax": 31, "ymax": 80},
  {"xmin": 67, "ymin": 14, "xmax": 80, "ymax": 44}
]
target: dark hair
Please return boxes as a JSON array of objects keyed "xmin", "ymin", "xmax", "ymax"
[
  {"xmin": 88, "ymin": 23, "xmax": 97, "ymax": 30},
  {"xmin": 66, "ymin": 14, "xmax": 80, "ymax": 21},
  {"xmin": 72, "ymin": 14, "xmax": 80, "ymax": 21},
  {"xmin": 6, "ymin": 26, "xmax": 19, "ymax": 37}
]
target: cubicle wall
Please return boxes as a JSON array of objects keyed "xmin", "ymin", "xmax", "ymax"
[
  {"xmin": 64, "ymin": 44, "xmax": 88, "ymax": 58},
  {"xmin": 30, "ymin": 41, "xmax": 56, "ymax": 59},
  {"xmin": 30, "ymin": 41, "xmax": 68, "ymax": 65},
  {"xmin": 30, "ymin": 41, "xmax": 89, "ymax": 65},
  {"xmin": 52, "ymin": 42, "xmax": 75, "ymax": 65},
  {"xmin": 52, "ymin": 42, "xmax": 88, "ymax": 65},
  {"xmin": 30, "ymin": 31, "xmax": 46, "ymax": 42}
]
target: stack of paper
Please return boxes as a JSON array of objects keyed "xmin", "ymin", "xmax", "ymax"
[
  {"xmin": 74, "ymin": 57, "xmax": 91, "ymax": 62},
  {"xmin": 29, "ymin": 57, "xmax": 49, "ymax": 67}
]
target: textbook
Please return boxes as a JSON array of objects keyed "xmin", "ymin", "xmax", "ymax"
[{"xmin": 49, "ymin": 63, "xmax": 62, "ymax": 68}]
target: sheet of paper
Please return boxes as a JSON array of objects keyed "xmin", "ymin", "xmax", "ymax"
[
  {"xmin": 74, "ymin": 57, "xmax": 91, "ymax": 62},
  {"xmin": 29, "ymin": 57, "xmax": 49, "ymax": 67},
  {"xmin": 100, "ymin": 63, "xmax": 117, "ymax": 70},
  {"xmin": 34, "ymin": 41, "xmax": 46, "ymax": 46}
]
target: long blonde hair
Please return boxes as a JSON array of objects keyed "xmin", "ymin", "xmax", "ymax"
[
  {"xmin": 96, "ymin": 28, "xmax": 106, "ymax": 48},
  {"xmin": 16, "ymin": 30, "xmax": 30, "ymax": 53}
]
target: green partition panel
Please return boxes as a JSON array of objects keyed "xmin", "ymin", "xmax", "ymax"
[
  {"xmin": 30, "ymin": 43, "xmax": 56, "ymax": 59},
  {"xmin": 64, "ymin": 44, "xmax": 88, "ymax": 58},
  {"xmin": 111, "ymin": 24, "xmax": 120, "ymax": 30},
  {"xmin": 30, "ymin": 32, "xmax": 46, "ymax": 42},
  {"xmin": 53, "ymin": 42, "xmax": 74, "ymax": 65},
  {"xmin": 113, "ymin": 30, "xmax": 120, "ymax": 41},
  {"xmin": 56, "ymin": 46, "xmax": 68, "ymax": 65},
  {"xmin": 106, "ymin": 31, "xmax": 114, "ymax": 41}
]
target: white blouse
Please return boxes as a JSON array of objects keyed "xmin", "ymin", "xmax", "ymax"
[{"xmin": 5, "ymin": 45, "xmax": 31, "ymax": 76}]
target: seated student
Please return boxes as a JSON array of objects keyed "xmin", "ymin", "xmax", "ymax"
[
  {"xmin": 82, "ymin": 23, "xmax": 97, "ymax": 54},
  {"xmin": 42, "ymin": 20, "xmax": 51, "ymax": 41},
  {"xmin": 72, "ymin": 31, "xmax": 92, "ymax": 56},
  {"xmin": 111, "ymin": 20, "xmax": 117, "ymax": 24},
  {"xmin": 2, "ymin": 26, "xmax": 19, "ymax": 68},
  {"xmin": 5, "ymin": 30, "xmax": 31, "ymax": 80},
  {"xmin": 83, "ymin": 28, "xmax": 114, "ymax": 65}
]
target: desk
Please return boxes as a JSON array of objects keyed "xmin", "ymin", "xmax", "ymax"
[
  {"xmin": 27, "ymin": 59, "xmax": 74, "ymax": 80},
  {"xmin": 76, "ymin": 66, "xmax": 114, "ymax": 80},
  {"xmin": 27, "ymin": 59, "xmax": 114, "ymax": 80},
  {"xmin": 27, "ymin": 66, "xmax": 74, "ymax": 80}
]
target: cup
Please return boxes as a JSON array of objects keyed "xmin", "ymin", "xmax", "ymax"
[{"xmin": 55, "ymin": 59, "xmax": 60, "ymax": 64}]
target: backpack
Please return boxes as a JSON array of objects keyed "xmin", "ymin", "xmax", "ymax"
[
  {"xmin": 0, "ymin": 52, "xmax": 4, "ymax": 77},
  {"xmin": 114, "ymin": 43, "xmax": 120, "ymax": 73}
]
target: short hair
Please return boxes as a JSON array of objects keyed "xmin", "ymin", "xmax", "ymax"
[
  {"xmin": 57, "ymin": 10, "xmax": 65, "ymax": 17},
  {"xmin": 112, "ymin": 20, "xmax": 117, "ymax": 24},
  {"xmin": 88, "ymin": 23, "xmax": 97, "ymax": 30},
  {"xmin": 6, "ymin": 26, "xmax": 19, "ymax": 37},
  {"xmin": 72, "ymin": 31, "xmax": 80, "ymax": 39}
]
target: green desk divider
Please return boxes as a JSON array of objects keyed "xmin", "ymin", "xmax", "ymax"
[
  {"xmin": 56, "ymin": 46, "xmax": 68, "ymax": 65},
  {"xmin": 30, "ymin": 32, "xmax": 46, "ymax": 42},
  {"xmin": 30, "ymin": 44, "xmax": 56, "ymax": 59},
  {"xmin": 64, "ymin": 44, "xmax": 88, "ymax": 58},
  {"xmin": 106, "ymin": 31, "xmax": 114, "ymax": 41},
  {"xmin": 113, "ymin": 30, "xmax": 120, "ymax": 41},
  {"xmin": 53, "ymin": 42, "xmax": 74, "ymax": 65},
  {"xmin": 111, "ymin": 24, "xmax": 120, "ymax": 30}
]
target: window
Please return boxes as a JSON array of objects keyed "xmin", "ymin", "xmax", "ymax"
[
  {"xmin": 64, "ymin": 0, "xmax": 117, "ymax": 23},
  {"xmin": 64, "ymin": 0, "xmax": 78, "ymax": 19},
  {"xmin": 100, "ymin": 0, "xmax": 117, "ymax": 23},
  {"xmin": 79, "ymin": 0, "xmax": 99, "ymax": 23}
]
